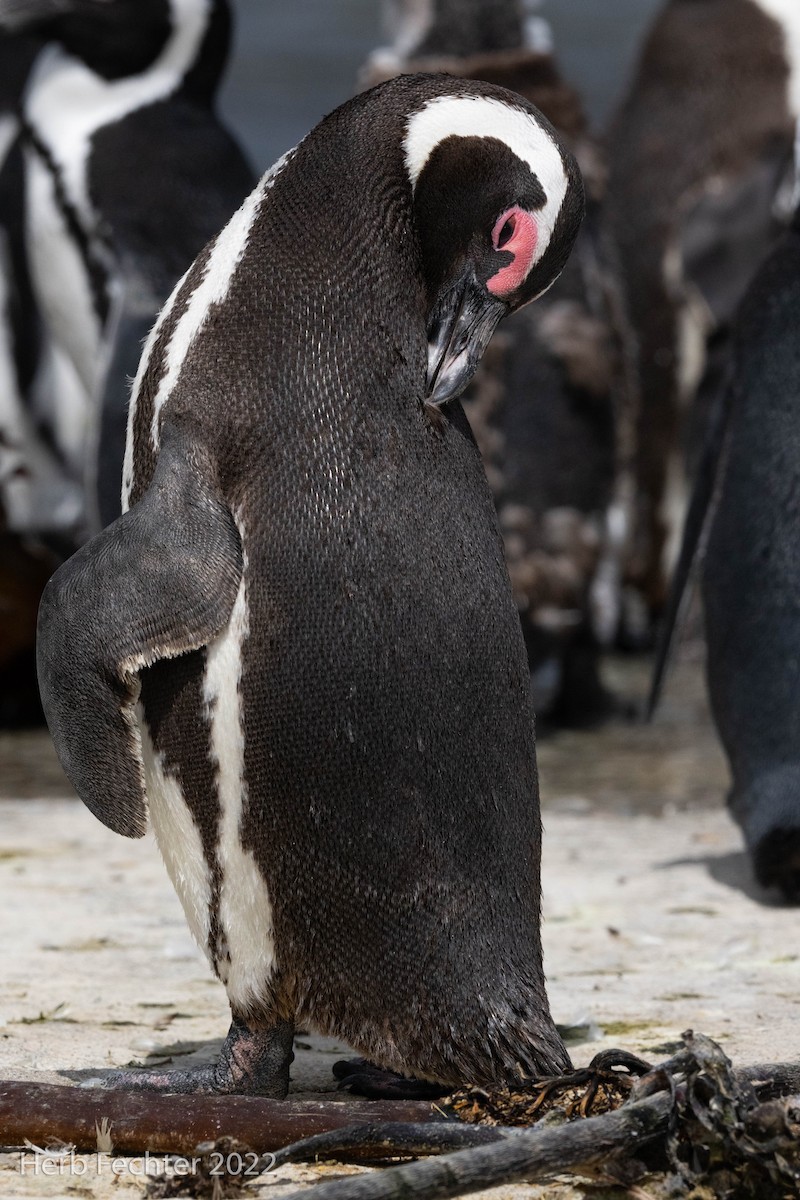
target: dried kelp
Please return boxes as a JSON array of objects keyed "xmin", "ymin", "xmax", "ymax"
[
  {"xmin": 665, "ymin": 1031, "xmax": 800, "ymax": 1198},
  {"xmin": 271, "ymin": 1033, "xmax": 800, "ymax": 1200}
]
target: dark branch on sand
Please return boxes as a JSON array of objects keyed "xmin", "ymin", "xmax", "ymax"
[{"xmin": 268, "ymin": 1122, "xmax": 509, "ymax": 1168}]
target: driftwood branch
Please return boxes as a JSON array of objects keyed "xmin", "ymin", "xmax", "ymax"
[
  {"xmin": 276, "ymin": 1091, "xmax": 672, "ymax": 1200},
  {"xmin": 270, "ymin": 1122, "xmax": 508, "ymax": 1168},
  {"xmin": 0, "ymin": 1082, "xmax": 438, "ymax": 1158}
]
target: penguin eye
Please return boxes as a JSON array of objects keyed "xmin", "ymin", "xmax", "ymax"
[
  {"xmin": 494, "ymin": 214, "xmax": 516, "ymax": 250},
  {"xmin": 486, "ymin": 208, "xmax": 539, "ymax": 298}
]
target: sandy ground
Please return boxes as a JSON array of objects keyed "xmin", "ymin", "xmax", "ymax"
[{"xmin": 0, "ymin": 659, "xmax": 796, "ymax": 1197}]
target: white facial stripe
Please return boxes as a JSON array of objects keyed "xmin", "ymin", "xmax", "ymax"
[
  {"xmin": 404, "ymin": 95, "xmax": 569, "ymax": 261},
  {"xmin": 202, "ymin": 520, "xmax": 276, "ymax": 1011},
  {"xmin": 138, "ymin": 704, "xmax": 213, "ymax": 959},
  {"xmin": 24, "ymin": 0, "xmax": 212, "ymax": 217},
  {"xmin": 147, "ymin": 149, "xmax": 294, "ymax": 454},
  {"xmin": 752, "ymin": 0, "xmax": 800, "ymax": 114}
]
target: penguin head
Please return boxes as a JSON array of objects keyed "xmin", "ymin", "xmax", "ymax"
[
  {"xmin": 383, "ymin": 0, "xmax": 525, "ymax": 62},
  {"xmin": 0, "ymin": 0, "xmax": 228, "ymax": 87},
  {"xmin": 403, "ymin": 83, "xmax": 584, "ymax": 405}
]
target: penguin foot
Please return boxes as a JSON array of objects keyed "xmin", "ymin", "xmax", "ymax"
[
  {"xmin": 752, "ymin": 829, "xmax": 800, "ymax": 903},
  {"xmin": 105, "ymin": 1017, "xmax": 294, "ymax": 1097},
  {"xmin": 332, "ymin": 1057, "xmax": 450, "ymax": 1100}
]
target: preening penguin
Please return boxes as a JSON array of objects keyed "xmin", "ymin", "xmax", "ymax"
[
  {"xmin": 37, "ymin": 74, "xmax": 584, "ymax": 1096},
  {"xmin": 1, "ymin": 0, "xmax": 254, "ymax": 533}
]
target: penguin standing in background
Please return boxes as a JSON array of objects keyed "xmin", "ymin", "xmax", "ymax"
[
  {"xmin": 605, "ymin": 0, "xmax": 800, "ymax": 638},
  {"xmin": 0, "ymin": 30, "xmax": 76, "ymax": 728},
  {"xmin": 0, "ymin": 32, "xmax": 41, "ymax": 435},
  {"xmin": 364, "ymin": 0, "xmax": 620, "ymax": 725},
  {"xmin": 0, "ymin": 27, "xmax": 85, "ymax": 542},
  {"xmin": 366, "ymin": 0, "xmax": 548, "ymax": 67},
  {"xmin": 0, "ymin": 0, "xmax": 254, "ymax": 533},
  {"xmin": 37, "ymin": 74, "xmax": 584, "ymax": 1096},
  {"xmin": 693, "ymin": 206, "xmax": 800, "ymax": 903}
]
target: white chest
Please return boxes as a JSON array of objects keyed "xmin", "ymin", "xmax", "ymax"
[{"xmin": 24, "ymin": 143, "xmax": 103, "ymax": 393}]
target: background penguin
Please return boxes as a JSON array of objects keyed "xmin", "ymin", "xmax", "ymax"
[
  {"xmin": 0, "ymin": 0, "xmax": 255, "ymax": 534},
  {"xmin": 604, "ymin": 0, "xmax": 800, "ymax": 641},
  {"xmin": 0, "ymin": 29, "xmax": 75, "ymax": 727},
  {"xmin": 0, "ymin": 25, "xmax": 89, "ymax": 542},
  {"xmin": 654, "ymin": 203, "xmax": 800, "ymax": 903},
  {"xmin": 365, "ymin": 0, "xmax": 550, "ymax": 69},
  {"xmin": 364, "ymin": 0, "xmax": 621, "ymax": 726},
  {"xmin": 37, "ymin": 73, "xmax": 584, "ymax": 1096},
  {"xmin": 0, "ymin": 30, "xmax": 43, "ymax": 496}
]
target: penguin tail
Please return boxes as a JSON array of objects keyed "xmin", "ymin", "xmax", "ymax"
[{"xmin": 36, "ymin": 432, "xmax": 243, "ymax": 836}]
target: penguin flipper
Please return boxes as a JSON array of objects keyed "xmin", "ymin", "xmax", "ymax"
[
  {"xmin": 646, "ymin": 375, "xmax": 732, "ymax": 720},
  {"xmin": 36, "ymin": 436, "xmax": 243, "ymax": 837}
]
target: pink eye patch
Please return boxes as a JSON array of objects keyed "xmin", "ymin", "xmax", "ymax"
[{"xmin": 487, "ymin": 207, "xmax": 538, "ymax": 298}]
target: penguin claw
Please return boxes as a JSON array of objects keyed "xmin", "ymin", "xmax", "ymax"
[
  {"xmin": 103, "ymin": 1018, "xmax": 294, "ymax": 1097},
  {"xmin": 103, "ymin": 1064, "xmax": 222, "ymax": 1094},
  {"xmin": 101, "ymin": 1060, "xmax": 289, "ymax": 1097},
  {"xmin": 332, "ymin": 1058, "xmax": 450, "ymax": 1100}
]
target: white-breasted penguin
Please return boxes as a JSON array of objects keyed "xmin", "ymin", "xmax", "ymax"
[
  {"xmin": 0, "ymin": 30, "xmax": 76, "ymax": 728},
  {"xmin": 604, "ymin": 0, "xmax": 800, "ymax": 634},
  {"xmin": 0, "ymin": 32, "xmax": 41, "ymax": 453},
  {"xmin": 0, "ymin": 29, "xmax": 79, "ymax": 538},
  {"xmin": 0, "ymin": 0, "xmax": 254, "ymax": 533},
  {"xmin": 37, "ymin": 73, "xmax": 584, "ymax": 1096},
  {"xmin": 363, "ymin": 0, "xmax": 621, "ymax": 726}
]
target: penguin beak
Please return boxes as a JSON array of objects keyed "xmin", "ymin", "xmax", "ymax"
[{"xmin": 425, "ymin": 272, "xmax": 506, "ymax": 406}]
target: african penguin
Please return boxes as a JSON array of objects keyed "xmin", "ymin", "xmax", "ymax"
[
  {"xmin": 0, "ymin": 25, "xmax": 87, "ymax": 541},
  {"xmin": 662, "ymin": 203, "xmax": 800, "ymax": 903},
  {"xmin": 37, "ymin": 73, "xmax": 584, "ymax": 1096},
  {"xmin": 1, "ymin": 0, "xmax": 254, "ymax": 534},
  {"xmin": 368, "ymin": 0, "xmax": 531, "ymax": 69},
  {"xmin": 363, "ymin": 0, "xmax": 620, "ymax": 726},
  {"xmin": 0, "ymin": 30, "xmax": 77, "ymax": 728},
  {"xmin": 604, "ymin": 0, "xmax": 800, "ymax": 640}
]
